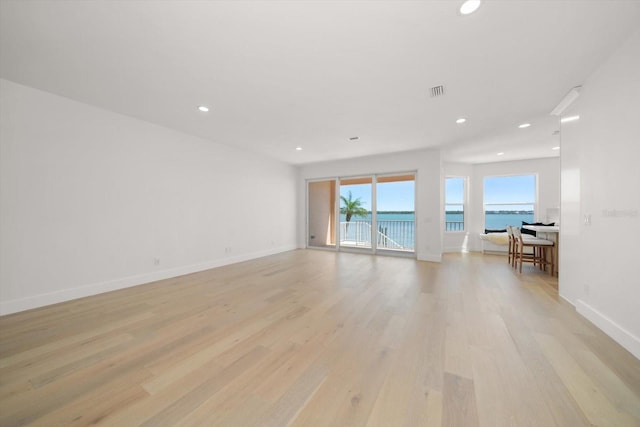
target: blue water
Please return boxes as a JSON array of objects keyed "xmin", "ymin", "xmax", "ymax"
[
  {"xmin": 340, "ymin": 213, "xmax": 414, "ymax": 221},
  {"xmin": 445, "ymin": 212, "xmax": 534, "ymax": 231},
  {"xmin": 482, "ymin": 213, "xmax": 534, "ymax": 230},
  {"xmin": 340, "ymin": 212, "xmax": 415, "ymax": 250},
  {"xmin": 339, "ymin": 212, "xmax": 534, "ymax": 246}
]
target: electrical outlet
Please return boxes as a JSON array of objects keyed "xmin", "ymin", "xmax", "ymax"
[
  {"xmin": 153, "ymin": 258, "xmax": 160, "ymax": 266},
  {"xmin": 584, "ymin": 283, "xmax": 590, "ymax": 295}
]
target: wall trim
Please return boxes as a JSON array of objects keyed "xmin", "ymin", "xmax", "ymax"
[
  {"xmin": 558, "ymin": 292, "xmax": 575, "ymax": 307},
  {"xmin": 576, "ymin": 299, "xmax": 640, "ymax": 360},
  {"xmin": 0, "ymin": 245, "xmax": 297, "ymax": 316},
  {"xmin": 418, "ymin": 252, "xmax": 442, "ymax": 263}
]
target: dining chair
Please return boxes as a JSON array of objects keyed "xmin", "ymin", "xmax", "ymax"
[
  {"xmin": 512, "ymin": 227, "xmax": 555, "ymax": 275},
  {"xmin": 506, "ymin": 225, "xmax": 516, "ymax": 267}
]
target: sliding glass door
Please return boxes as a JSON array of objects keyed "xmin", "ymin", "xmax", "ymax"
[
  {"xmin": 307, "ymin": 172, "xmax": 415, "ymax": 256},
  {"xmin": 339, "ymin": 177, "xmax": 373, "ymax": 250},
  {"xmin": 307, "ymin": 180, "xmax": 337, "ymax": 248},
  {"xmin": 376, "ymin": 174, "xmax": 415, "ymax": 253}
]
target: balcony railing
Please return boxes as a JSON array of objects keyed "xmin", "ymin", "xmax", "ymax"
[
  {"xmin": 340, "ymin": 220, "xmax": 414, "ymax": 251},
  {"xmin": 445, "ymin": 221, "xmax": 464, "ymax": 231}
]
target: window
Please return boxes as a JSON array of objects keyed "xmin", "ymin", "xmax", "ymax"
[
  {"xmin": 445, "ymin": 177, "xmax": 465, "ymax": 231},
  {"xmin": 483, "ymin": 175, "xmax": 536, "ymax": 229}
]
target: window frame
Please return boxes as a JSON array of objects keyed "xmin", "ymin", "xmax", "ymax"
[
  {"xmin": 482, "ymin": 173, "xmax": 538, "ymax": 230},
  {"xmin": 444, "ymin": 176, "xmax": 467, "ymax": 233}
]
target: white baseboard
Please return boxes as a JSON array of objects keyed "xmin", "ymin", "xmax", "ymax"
[
  {"xmin": 481, "ymin": 250, "xmax": 508, "ymax": 256},
  {"xmin": 0, "ymin": 245, "xmax": 297, "ymax": 316},
  {"xmin": 576, "ymin": 299, "xmax": 640, "ymax": 360},
  {"xmin": 558, "ymin": 292, "xmax": 574, "ymax": 307},
  {"xmin": 417, "ymin": 252, "xmax": 442, "ymax": 263},
  {"xmin": 443, "ymin": 246, "xmax": 464, "ymax": 253}
]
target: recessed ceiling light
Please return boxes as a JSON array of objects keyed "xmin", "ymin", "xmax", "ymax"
[
  {"xmin": 456, "ymin": 118, "xmax": 466, "ymax": 124},
  {"xmin": 295, "ymin": 147, "xmax": 303, "ymax": 151},
  {"xmin": 561, "ymin": 115, "xmax": 580, "ymax": 123},
  {"xmin": 460, "ymin": 0, "xmax": 481, "ymax": 15},
  {"xmin": 497, "ymin": 152, "xmax": 505, "ymax": 156},
  {"xmin": 518, "ymin": 123, "xmax": 531, "ymax": 128},
  {"xmin": 198, "ymin": 105, "xmax": 209, "ymax": 112},
  {"xmin": 552, "ymin": 146, "xmax": 560, "ymax": 150}
]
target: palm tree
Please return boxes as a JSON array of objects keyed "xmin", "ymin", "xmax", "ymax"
[{"xmin": 340, "ymin": 191, "xmax": 368, "ymax": 229}]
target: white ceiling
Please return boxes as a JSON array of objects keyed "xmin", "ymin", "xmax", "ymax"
[{"xmin": 1, "ymin": 1, "xmax": 639, "ymax": 165}]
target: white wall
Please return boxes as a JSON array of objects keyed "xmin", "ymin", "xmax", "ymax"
[
  {"xmin": 0, "ymin": 79, "xmax": 298, "ymax": 315},
  {"xmin": 443, "ymin": 158, "xmax": 560, "ymax": 252},
  {"xmin": 297, "ymin": 149, "xmax": 442, "ymax": 262},
  {"xmin": 560, "ymin": 30, "xmax": 640, "ymax": 359}
]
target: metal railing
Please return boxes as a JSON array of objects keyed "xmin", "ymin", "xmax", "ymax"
[
  {"xmin": 445, "ymin": 221, "xmax": 464, "ymax": 231},
  {"xmin": 340, "ymin": 220, "xmax": 414, "ymax": 251}
]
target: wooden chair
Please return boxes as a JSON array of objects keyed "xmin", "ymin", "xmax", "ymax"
[
  {"xmin": 506, "ymin": 225, "xmax": 516, "ymax": 267},
  {"xmin": 512, "ymin": 227, "xmax": 555, "ymax": 275}
]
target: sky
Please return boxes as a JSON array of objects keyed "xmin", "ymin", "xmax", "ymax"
[
  {"xmin": 446, "ymin": 174, "xmax": 536, "ymax": 211},
  {"xmin": 337, "ymin": 174, "xmax": 536, "ymax": 213},
  {"xmin": 483, "ymin": 175, "xmax": 536, "ymax": 204},
  {"xmin": 340, "ymin": 181, "xmax": 415, "ymax": 212}
]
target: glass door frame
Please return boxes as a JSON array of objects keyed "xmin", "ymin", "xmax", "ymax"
[
  {"xmin": 337, "ymin": 175, "xmax": 376, "ymax": 255},
  {"xmin": 306, "ymin": 171, "xmax": 417, "ymax": 258},
  {"xmin": 306, "ymin": 178, "xmax": 338, "ymax": 251},
  {"xmin": 374, "ymin": 172, "xmax": 417, "ymax": 257}
]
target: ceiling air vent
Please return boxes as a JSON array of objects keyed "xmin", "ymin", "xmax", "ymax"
[{"xmin": 430, "ymin": 85, "xmax": 445, "ymax": 97}]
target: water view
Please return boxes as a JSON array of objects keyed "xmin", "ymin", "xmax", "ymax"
[
  {"xmin": 340, "ymin": 211, "xmax": 535, "ymax": 249},
  {"xmin": 445, "ymin": 211, "xmax": 534, "ymax": 231},
  {"xmin": 340, "ymin": 212, "xmax": 414, "ymax": 251}
]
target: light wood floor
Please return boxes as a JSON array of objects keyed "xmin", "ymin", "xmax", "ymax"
[{"xmin": 1, "ymin": 250, "xmax": 639, "ymax": 426}]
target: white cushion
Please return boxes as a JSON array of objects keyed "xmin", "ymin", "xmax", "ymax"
[{"xmin": 523, "ymin": 237, "xmax": 554, "ymax": 245}]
